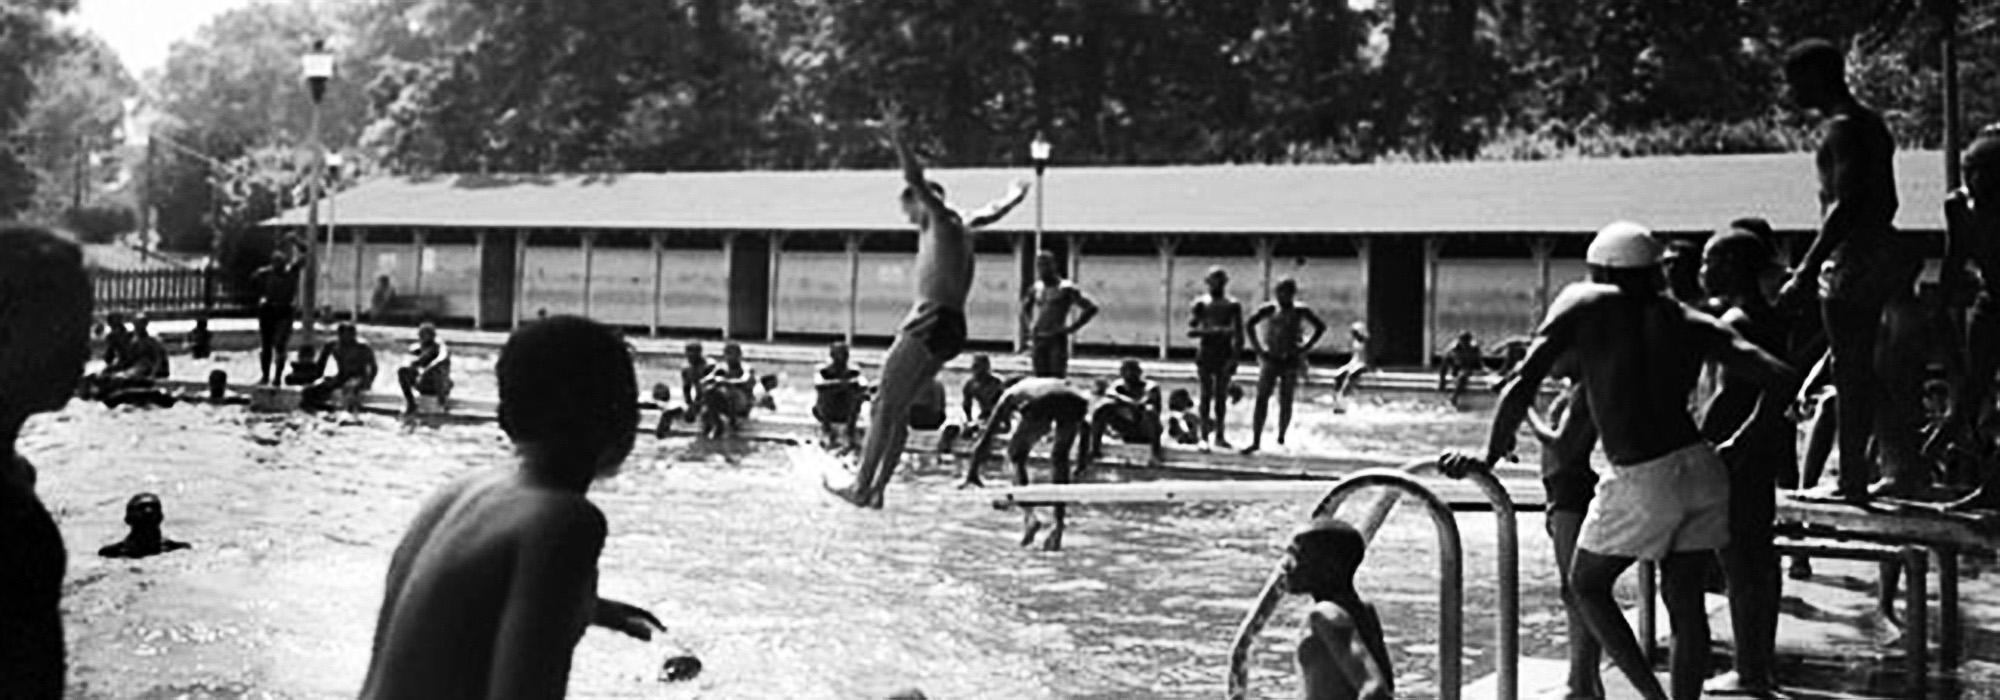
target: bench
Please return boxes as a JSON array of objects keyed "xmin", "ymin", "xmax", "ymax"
[{"xmin": 374, "ymin": 294, "xmax": 448, "ymax": 322}]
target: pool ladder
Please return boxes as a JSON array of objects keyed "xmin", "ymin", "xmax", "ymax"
[{"xmin": 1226, "ymin": 459, "xmax": 1520, "ymax": 700}]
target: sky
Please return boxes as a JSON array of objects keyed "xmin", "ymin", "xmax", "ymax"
[{"xmin": 60, "ymin": 0, "xmax": 258, "ymax": 79}]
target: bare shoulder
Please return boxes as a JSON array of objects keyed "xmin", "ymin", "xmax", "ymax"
[
  {"xmin": 1541, "ymin": 282, "xmax": 1617, "ymax": 330},
  {"xmin": 1306, "ymin": 601, "xmax": 1359, "ymax": 632}
]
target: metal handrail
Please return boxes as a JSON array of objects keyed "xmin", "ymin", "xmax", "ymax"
[
  {"xmin": 1224, "ymin": 460, "xmax": 1521, "ymax": 700},
  {"xmin": 1226, "ymin": 466, "xmax": 1464, "ymax": 700}
]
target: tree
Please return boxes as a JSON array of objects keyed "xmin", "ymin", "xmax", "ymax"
[
  {"xmin": 19, "ymin": 28, "xmax": 137, "ymax": 218},
  {"xmin": 0, "ymin": 0, "xmax": 78, "ymax": 217}
]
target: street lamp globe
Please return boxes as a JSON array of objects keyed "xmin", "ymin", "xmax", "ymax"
[
  {"xmin": 1029, "ymin": 132, "xmax": 1051, "ymax": 173},
  {"xmin": 302, "ymin": 40, "xmax": 334, "ymax": 103}
]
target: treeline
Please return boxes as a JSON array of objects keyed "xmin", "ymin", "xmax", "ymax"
[{"xmin": 5, "ymin": 0, "xmax": 1998, "ymax": 249}]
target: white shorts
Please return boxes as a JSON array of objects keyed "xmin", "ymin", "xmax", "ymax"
[{"xmin": 1577, "ymin": 442, "xmax": 1730, "ymax": 561}]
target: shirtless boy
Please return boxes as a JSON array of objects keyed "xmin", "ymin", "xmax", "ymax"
[
  {"xmin": 1447, "ymin": 222, "xmax": 1795, "ymax": 700},
  {"xmin": 1697, "ymin": 229, "xmax": 1794, "ymax": 697},
  {"xmin": 813, "ymin": 341, "xmax": 869, "ymax": 448},
  {"xmin": 97, "ymin": 493, "xmax": 191, "ymax": 559},
  {"xmin": 836, "ymin": 112, "xmax": 1030, "ymax": 508},
  {"xmin": 1244, "ymin": 278, "xmax": 1328, "ymax": 454},
  {"xmin": 1775, "ymin": 39, "xmax": 1920, "ymax": 501},
  {"xmin": 959, "ymin": 377, "xmax": 1092, "ymax": 550},
  {"xmin": 361, "ymin": 316, "xmax": 665, "ymax": 699},
  {"xmin": 1189, "ymin": 266, "xmax": 1245, "ymax": 447},
  {"xmin": 1524, "ymin": 362, "xmax": 1603, "ymax": 700},
  {"xmin": 1024, "ymin": 250, "xmax": 1100, "ymax": 378},
  {"xmin": 700, "ymin": 342, "xmax": 757, "ymax": 439},
  {"xmin": 1284, "ymin": 517, "xmax": 1394, "ymax": 700},
  {"xmin": 1933, "ymin": 126, "xmax": 2000, "ymax": 508},
  {"xmin": 1088, "ymin": 358, "xmax": 1166, "ymax": 468},
  {"xmin": 301, "ymin": 322, "xmax": 378, "ymax": 411},
  {"xmin": 0, "ymin": 224, "xmax": 91, "ymax": 699},
  {"xmin": 940, "ymin": 354, "xmax": 1007, "ymax": 455},
  {"xmin": 1438, "ymin": 331, "xmax": 1484, "ymax": 410}
]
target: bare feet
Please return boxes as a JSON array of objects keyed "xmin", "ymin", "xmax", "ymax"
[
  {"xmin": 956, "ymin": 477, "xmax": 985, "ymax": 490},
  {"xmin": 1040, "ymin": 527, "xmax": 1064, "ymax": 551},
  {"xmin": 1866, "ymin": 476, "xmax": 1929, "ymax": 500},
  {"xmin": 1798, "ymin": 483, "xmax": 1870, "ymax": 503},
  {"xmin": 1703, "ymin": 671, "xmax": 1785, "ymax": 698},
  {"xmin": 1019, "ymin": 518, "xmax": 1043, "ymax": 547},
  {"xmin": 824, "ymin": 481, "xmax": 872, "ymax": 508},
  {"xmin": 1240, "ymin": 444, "xmax": 1260, "ymax": 456}
]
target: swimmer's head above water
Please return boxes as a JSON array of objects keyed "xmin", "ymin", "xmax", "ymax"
[
  {"xmin": 1965, "ymin": 124, "xmax": 2000, "ymax": 202},
  {"xmin": 0, "ymin": 224, "xmax": 90, "ymax": 441},
  {"xmin": 497, "ymin": 315, "xmax": 638, "ymax": 481},
  {"xmin": 125, "ymin": 492, "xmax": 164, "ymax": 529},
  {"xmin": 1283, "ymin": 516, "xmax": 1365, "ymax": 601}
]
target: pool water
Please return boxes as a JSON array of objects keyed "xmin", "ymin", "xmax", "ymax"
[{"xmin": 30, "ymin": 399, "xmax": 1576, "ymax": 699}]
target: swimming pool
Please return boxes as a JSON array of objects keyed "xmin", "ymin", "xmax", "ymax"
[{"xmin": 30, "ymin": 395, "xmax": 1592, "ymax": 699}]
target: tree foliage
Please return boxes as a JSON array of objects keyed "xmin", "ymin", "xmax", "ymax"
[
  {"xmin": 138, "ymin": 0, "xmax": 2000, "ymax": 216},
  {"xmin": 19, "ymin": 28, "xmax": 137, "ymax": 218},
  {"xmin": 0, "ymin": 0, "xmax": 78, "ymax": 217}
]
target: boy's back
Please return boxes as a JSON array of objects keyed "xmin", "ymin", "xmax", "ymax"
[
  {"xmin": 1298, "ymin": 600, "xmax": 1393, "ymax": 700},
  {"xmin": 363, "ymin": 469, "xmax": 605, "ymax": 700}
]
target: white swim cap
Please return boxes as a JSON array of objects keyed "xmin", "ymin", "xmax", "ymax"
[{"xmin": 1586, "ymin": 220, "xmax": 1663, "ymax": 269}]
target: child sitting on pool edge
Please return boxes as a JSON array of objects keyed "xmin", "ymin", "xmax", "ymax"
[
  {"xmin": 360, "ymin": 315, "xmax": 668, "ymax": 698},
  {"xmin": 1284, "ymin": 516, "xmax": 1394, "ymax": 700}
]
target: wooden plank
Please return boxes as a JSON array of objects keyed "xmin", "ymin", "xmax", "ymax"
[
  {"xmin": 976, "ymin": 477, "xmax": 1525, "ymax": 509},
  {"xmin": 1777, "ymin": 494, "xmax": 2000, "ymax": 552}
]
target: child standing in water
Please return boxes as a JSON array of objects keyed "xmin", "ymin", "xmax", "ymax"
[
  {"xmin": 1244, "ymin": 278, "xmax": 1328, "ymax": 454},
  {"xmin": 1284, "ymin": 517, "xmax": 1394, "ymax": 700},
  {"xmin": 361, "ymin": 316, "xmax": 665, "ymax": 699}
]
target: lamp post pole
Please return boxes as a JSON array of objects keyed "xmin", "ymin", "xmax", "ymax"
[
  {"xmin": 300, "ymin": 40, "xmax": 333, "ymax": 347},
  {"xmin": 1030, "ymin": 132, "xmax": 1050, "ymax": 254}
]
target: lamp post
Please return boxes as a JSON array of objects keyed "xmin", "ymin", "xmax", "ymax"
[
  {"xmin": 1030, "ymin": 132, "xmax": 1051, "ymax": 254},
  {"xmin": 323, "ymin": 151, "xmax": 344, "ymax": 320},
  {"xmin": 300, "ymin": 39, "xmax": 334, "ymax": 346}
]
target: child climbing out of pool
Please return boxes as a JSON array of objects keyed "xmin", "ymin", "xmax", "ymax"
[
  {"xmin": 1446, "ymin": 222, "xmax": 1796, "ymax": 700},
  {"xmin": 699, "ymin": 341, "xmax": 758, "ymax": 438},
  {"xmin": 813, "ymin": 341, "xmax": 869, "ymax": 449},
  {"xmin": 836, "ymin": 107, "xmax": 1031, "ymax": 508},
  {"xmin": 1190, "ymin": 266, "xmax": 1245, "ymax": 448},
  {"xmin": 959, "ymin": 377, "xmax": 1091, "ymax": 550},
  {"xmin": 0, "ymin": 224, "xmax": 92, "ymax": 699},
  {"xmin": 1284, "ymin": 517, "xmax": 1394, "ymax": 700},
  {"xmin": 1244, "ymin": 278, "xmax": 1327, "ymax": 454},
  {"xmin": 1524, "ymin": 358, "xmax": 1605, "ymax": 700},
  {"xmin": 1088, "ymin": 358, "xmax": 1166, "ymax": 468},
  {"xmin": 97, "ymin": 493, "xmax": 191, "ymax": 559},
  {"xmin": 361, "ymin": 315, "xmax": 667, "ymax": 699}
]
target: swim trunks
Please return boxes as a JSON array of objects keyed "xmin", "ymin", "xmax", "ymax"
[
  {"xmin": 1540, "ymin": 449, "xmax": 1598, "ymax": 516},
  {"xmin": 908, "ymin": 405, "xmax": 946, "ymax": 431},
  {"xmin": 1260, "ymin": 352, "xmax": 1308, "ymax": 379},
  {"xmin": 1577, "ymin": 442, "xmax": 1730, "ymax": 561},
  {"xmin": 1196, "ymin": 337, "xmax": 1237, "ymax": 375},
  {"xmin": 901, "ymin": 302, "xmax": 968, "ymax": 361},
  {"xmin": 1031, "ymin": 335, "xmax": 1069, "ymax": 378},
  {"xmin": 1818, "ymin": 236, "xmax": 1921, "ymax": 306}
]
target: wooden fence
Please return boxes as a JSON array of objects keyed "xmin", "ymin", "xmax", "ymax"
[{"xmin": 92, "ymin": 267, "xmax": 242, "ymax": 317}]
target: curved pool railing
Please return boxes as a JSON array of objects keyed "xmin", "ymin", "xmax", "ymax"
[{"xmin": 1225, "ymin": 460, "xmax": 1520, "ymax": 700}]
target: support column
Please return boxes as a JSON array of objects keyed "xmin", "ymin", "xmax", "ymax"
[
  {"xmin": 351, "ymin": 228, "xmax": 368, "ymax": 319},
  {"xmin": 472, "ymin": 231, "xmax": 487, "ymax": 328},
  {"xmin": 649, "ymin": 231, "xmax": 664, "ymax": 337},
  {"xmin": 412, "ymin": 229, "xmax": 428, "ymax": 298},
  {"xmin": 1353, "ymin": 235, "xmax": 1372, "ymax": 326},
  {"xmin": 719, "ymin": 232, "xmax": 737, "ymax": 339},
  {"xmin": 1014, "ymin": 234, "xmax": 1030, "ymax": 352},
  {"xmin": 1254, "ymin": 236, "xmax": 1277, "ymax": 299},
  {"xmin": 580, "ymin": 230, "xmax": 597, "ymax": 318},
  {"xmin": 766, "ymin": 232, "xmax": 786, "ymax": 342},
  {"xmin": 1422, "ymin": 235, "xmax": 1442, "ymax": 368},
  {"xmin": 1530, "ymin": 235, "xmax": 1556, "ymax": 327},
  {"xmin": 513, "ymin": 229, "xmax": 529, "ymax": 329},
  {"xmin": 1156, "ymin": 235, "xmax": 1179, "ymax": 360},
  {"xmin": 1067, "ymin": 234, "xmax": 1085, "ymax": 356},
  {"xmin": 846, "ymin": 232, "xmax": 863, "ymax": 346}
]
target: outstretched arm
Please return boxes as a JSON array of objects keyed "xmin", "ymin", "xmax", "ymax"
[
  {"xmin": 964, "ymin": 396, "xmax": 1016, "ymax": 482},
  {"xmin": 888, "ymin": 115, "xmax": 947, "ymax": 215},
  {"xmin": 966, "ymin": 180, "xmax": 1031, "ymax": 229},
  {"xmin": 1488, "ymin": 333, "xmax": 1570, "ymax": 465}
]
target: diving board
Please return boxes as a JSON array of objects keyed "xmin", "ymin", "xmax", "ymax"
[{"xmin": 977, "ymin": 477, "xmax": 1533, "ymax": 510}]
